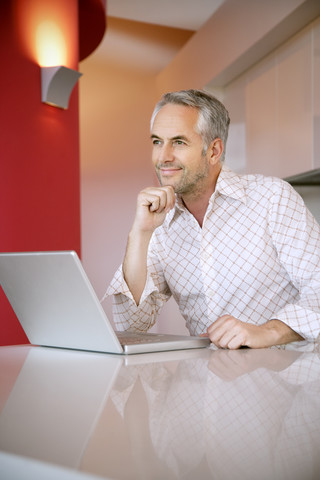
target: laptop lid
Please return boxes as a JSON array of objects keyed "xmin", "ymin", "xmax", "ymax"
[
  {"xmin": 0, "ymin": 251, "xmax": 210, "ymax": 354},
  {"xmin": 0, "ymin": 251, "xmax": 124, "ymax": 354}
]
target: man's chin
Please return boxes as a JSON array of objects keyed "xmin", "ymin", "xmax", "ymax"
[{"xmin": 159, "ymin": 178, "xmax": 178, "ymax": 190}]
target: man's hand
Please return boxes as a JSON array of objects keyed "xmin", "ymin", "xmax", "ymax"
[
  {"xmin": 206, "ymin": 315, "xmax": 303, "ymax": 350},
  {"xmin": 132, "ymin": 186, "xmax": 176, "ymax": 234}
]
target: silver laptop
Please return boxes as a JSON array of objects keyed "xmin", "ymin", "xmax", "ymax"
[{"xmin": 0, "ymin": 251, "xmax": 210, "ymax": 354}]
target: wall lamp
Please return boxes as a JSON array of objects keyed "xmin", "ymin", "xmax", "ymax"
[{"xmin": 41, "ymin": 66, "xmax": 82, "ymax": 109}]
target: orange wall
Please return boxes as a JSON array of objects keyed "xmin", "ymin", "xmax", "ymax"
[
  {"xmin": 80, "ymin": 58, "xmax": 158, "ymax": 310},
  {"xmin": 0, "ymin": 0, "xmax": 81, "ymax": 345},
  {"xmin": 79, "ymin": 19, "xmax": 192, "ymax": 333}
]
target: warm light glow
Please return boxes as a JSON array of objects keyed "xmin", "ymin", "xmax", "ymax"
[
  {"xmin": 14, "ymin": 0, "xmax": 78, "ymax": 68},
  {"xmin": 36, "ymin": 21, "xmax": 67, "ymax": 66}
]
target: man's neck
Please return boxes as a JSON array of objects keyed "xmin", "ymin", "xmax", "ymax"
[
  {"xmin": 182, "ymin": 191, "xmax": 213, "ymax": 227},
  {"xmin": 181, "ymin": 165, "xmax": 222, "ymax": 227}
]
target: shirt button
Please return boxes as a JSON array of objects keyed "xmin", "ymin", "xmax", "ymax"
[{"xmin": 202, "ymin": 252, "xmax": 209, "ymax": 261}]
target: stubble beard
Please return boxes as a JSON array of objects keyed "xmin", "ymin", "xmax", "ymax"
[{"xmin": 156, "ymin": 159, "xmax": 210, "ymax": 197}]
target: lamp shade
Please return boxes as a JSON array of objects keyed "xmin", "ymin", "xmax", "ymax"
[{"xmin": 41, "ymin": 66, "xmax": 82, "ymax": 109}]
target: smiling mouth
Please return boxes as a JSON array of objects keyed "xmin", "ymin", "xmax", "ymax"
[
  {"xmin": 160, "ymin": 168, "xmax": 182, "ymax": 176},
  {"xmin": 157, "ymin": 165, "xmax": 183, "ymax": 175}
]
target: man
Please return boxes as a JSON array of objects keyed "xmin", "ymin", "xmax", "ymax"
[{"xmin": 107, "ymin": 89, "xmax": 320, "ymax": 349}]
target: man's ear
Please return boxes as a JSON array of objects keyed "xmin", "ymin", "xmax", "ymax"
[
  {"xmin": 208, "ymin": 138, "xmax": 224, "ymax": 165},
  {"xmin": 210, "ymin": 138, "xmax": 224, "ymax": 163}
]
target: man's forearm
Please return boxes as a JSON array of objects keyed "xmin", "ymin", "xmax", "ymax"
[{"xmin": 123, "ymin": 228, "xmax": 153, "ymax": 305}]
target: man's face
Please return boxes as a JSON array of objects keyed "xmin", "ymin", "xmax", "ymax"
[{"xmin": 151, "ymin": 104, "xmax": 211, "ymax": 196}]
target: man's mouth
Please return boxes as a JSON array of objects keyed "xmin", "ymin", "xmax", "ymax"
[{"xmin": 157, "ymin": 165, "xmax": 183, "ymax": 176}]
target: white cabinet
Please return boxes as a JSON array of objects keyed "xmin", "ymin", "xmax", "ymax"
[{"xmin": 208, "ymin": 17, "xmax": 320, "ymax": 179}]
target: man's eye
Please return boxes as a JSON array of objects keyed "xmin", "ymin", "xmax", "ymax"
[
  {"xmin": 152, "ymin": 139, "xmax": 161, "ymax": 145},
  {"xmin": 173, "ymin": 140, "xmax": 185, "ymax": 146}
]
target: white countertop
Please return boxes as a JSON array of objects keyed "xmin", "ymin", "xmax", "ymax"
[{"xmin": 0, "ymin": 343, "xmax": 320, "ymax": 480}]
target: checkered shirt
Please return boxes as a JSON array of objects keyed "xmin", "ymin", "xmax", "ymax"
[{"xmin": 106, "ymin": 166, "xmax": 320, "ymax": 341}]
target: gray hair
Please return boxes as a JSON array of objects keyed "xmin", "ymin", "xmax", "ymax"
[{"xmin": 150, "ymin": 89, "xmax": 230, "ymax": 161}]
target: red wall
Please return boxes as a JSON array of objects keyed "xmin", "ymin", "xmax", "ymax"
[{"xmin": 0, "ymin": 0, "xmax": 105, "ymax": 346}]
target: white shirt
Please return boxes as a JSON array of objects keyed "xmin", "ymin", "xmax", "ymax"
[{"xmin": 107, "ymin": 166, "xmax": 320, "ymax": 341}]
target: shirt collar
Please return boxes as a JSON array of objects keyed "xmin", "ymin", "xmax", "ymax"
[
  {"xmin": 165, "ymin": 195, "xmax": 185, "ymax": 226},
  {"xmin": 165, "ymin": 165, "xmax": 247, "ymax": 227},
  {"xmin": 212, "ymin": 165, "xmax": 247, "ymax": 206}
]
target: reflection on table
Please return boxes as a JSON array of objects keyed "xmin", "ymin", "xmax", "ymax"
[{"xmin": 0, "ymin": 342, "xmax": 320, "ymax": 480}]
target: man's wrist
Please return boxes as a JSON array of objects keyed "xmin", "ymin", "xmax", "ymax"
[
  {"xmin": 129, "ymin": 223, "xmax": 154, "ymax": 239},
  {"xmin": 263, "ymin": 319, "xmax": 303, "ymax": 345}
]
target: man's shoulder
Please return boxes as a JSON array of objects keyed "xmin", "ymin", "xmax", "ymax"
[
  {"xmin": 218, "ymin": 167, "xmax": 301, "ymax": 214},
  {"xmin": 225, "ymin": 167, "xmax": 292, "ymax": 195},
  {"xmin": 217, "ymin": 166, "xmax": 292, "ymax": 206}
]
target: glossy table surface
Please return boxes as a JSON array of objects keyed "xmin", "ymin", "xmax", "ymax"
[{"xmin": 0, "ymin": 342, "xmax": 320, "ymax": 480}]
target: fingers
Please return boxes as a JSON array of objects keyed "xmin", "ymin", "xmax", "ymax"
[
  {"xmin": 207, "ymin": 315, "xmax": 248, "ymax": 350},
  {"xmin": 132, "ymin": 186, "xmax": 175, "ymax": 233},
  {"xmin": 139, "ymin": 186, "xmax": 175, "ymax": 214}
]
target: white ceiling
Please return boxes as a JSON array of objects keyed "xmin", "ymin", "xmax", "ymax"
[
  {"xmin": 106, "ymin": 0, "xmax": 225, "ymax": 31},
  {"xmin": 88, "ymin": 0, "xmax": 226, "ymax": 74}
]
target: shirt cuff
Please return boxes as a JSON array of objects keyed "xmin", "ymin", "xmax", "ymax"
[
  {"xmin": 106, "ymin": 265, "xmax": 159, "ymax": 305},
  {"xmin": 272, "ymin": 304, "xmax": 320, "ymax": 342}
]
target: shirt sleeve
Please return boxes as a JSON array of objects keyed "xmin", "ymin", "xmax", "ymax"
[
  {"xmin": 268, "ymin": 181, "xmax": 320, "ymax": 341},
  {"xmin": 105, "ymin": 239, "xmax": 172, "ymax": 332}
]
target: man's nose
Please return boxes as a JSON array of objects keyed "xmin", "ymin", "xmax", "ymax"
[{"xmin": 159, "ymin": 143, "xmax": 174, "ymax": 162}]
